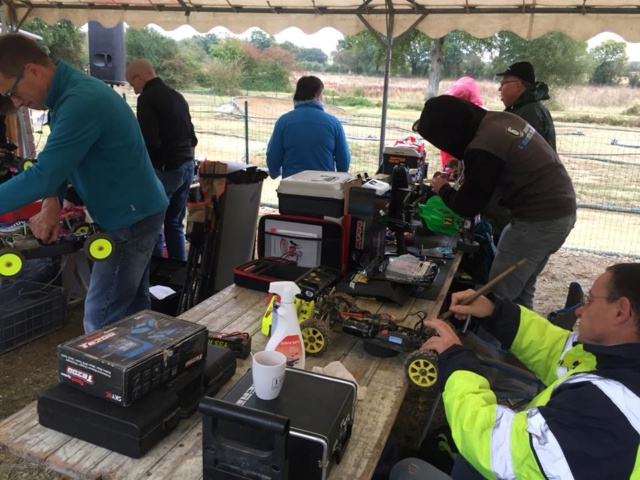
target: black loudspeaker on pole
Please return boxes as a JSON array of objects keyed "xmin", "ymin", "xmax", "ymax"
[{"xmin": 87, "ymin": 21, "xmax": 126, "ymax": 86}]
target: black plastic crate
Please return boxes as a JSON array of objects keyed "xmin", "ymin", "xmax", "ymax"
[{"xmin": 0, "ymin": 280, "xmax": 65, "ymax": 354}]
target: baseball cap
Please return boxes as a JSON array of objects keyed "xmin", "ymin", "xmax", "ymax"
[{"xmin": 496, "ymin": 61, "xmax": 535, "ymax": 84}]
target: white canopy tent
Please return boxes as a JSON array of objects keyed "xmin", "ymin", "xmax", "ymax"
[
  {"xmin": 3, "ymin": 0, "xmax": 640, "ymax": 41},
  {"xmin": 2, "ymin": 0, "xmax": 639, "ymax": 159}
]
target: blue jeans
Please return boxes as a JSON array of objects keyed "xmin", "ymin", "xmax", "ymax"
[
  {"xmin": 153, "ymin": 160, "xmax": 195, "ymax": 261},
  {"xmin": 490, "ymin": 213, "xmax": 576, "ymax": 309},
  {"xmin": 83, "ymin": 211, "xmax": 165, "ymax": 333}
]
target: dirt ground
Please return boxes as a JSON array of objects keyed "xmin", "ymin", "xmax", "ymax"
[{"xmin": 0, "ymin": 249, "xmax": 637, "ymax": 479}]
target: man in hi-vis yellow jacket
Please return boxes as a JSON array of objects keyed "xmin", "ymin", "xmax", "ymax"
[{"xmin": 422, "ymin": 263, "xmax": 640, "ymax": 480}]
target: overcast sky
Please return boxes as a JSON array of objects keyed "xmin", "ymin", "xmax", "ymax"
[{"xmin": 157, "ymin": 25, "xmax": 640, "ymax": 62}]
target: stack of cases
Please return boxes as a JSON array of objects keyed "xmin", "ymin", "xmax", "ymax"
[{"xmin": 38, "ymin": 310, "xmax": 236, "ymax": 458}]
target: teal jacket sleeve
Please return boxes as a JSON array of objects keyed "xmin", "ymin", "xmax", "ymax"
[{"xmin": 0, "ymin": 93, "xmax": 101, "ymax": 214}]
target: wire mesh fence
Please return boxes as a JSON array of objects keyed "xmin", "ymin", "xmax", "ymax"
[{"xmin": 137, "ymin": 91, "xmax": 640, "ymax": 258}]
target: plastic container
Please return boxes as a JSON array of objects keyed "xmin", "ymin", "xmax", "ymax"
[
  {"xmin": 277, "ymin": 171, "xmax": 356, "ymax": 218},
  {"xmin": 0, "ymin": 280, "xmax": 64, "ymax": 354},
  {"xmin": 265, "ymin": 281, "xmax": 305, "ymax": 369}
]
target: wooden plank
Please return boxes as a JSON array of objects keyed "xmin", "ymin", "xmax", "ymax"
[
  {"xmin": 91, "ymin": 418, "xmax": 202, "ymax": 480},
  {"xmin": 155, "ymin": 428, "xmax": 203, "ymax": 480},
  {"xmin": 45, "ymin": 439, "xmax": 112, "ymax": 480},
  {"xmin": 0, "ymin": 403, "xmax": 39, "ymax": 443},
  {"xmin": 6, "ymin": 422, "xmax": 71, "ymax": 464},
  {"xmin": 329, "ymin": 354, "xmax": 407, "ymax": 479},
  {"xmin": 134, "ymin": 420, "xmax": 203, "ymax": 479}
]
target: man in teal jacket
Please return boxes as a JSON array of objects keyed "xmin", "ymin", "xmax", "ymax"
[
  {"xmin": 422, "ymin": 263, "xmax": 640, "ymax": 479},
  {"xmin": 0, "ymin": 34, "xmax": 167, "ymax": 333}
]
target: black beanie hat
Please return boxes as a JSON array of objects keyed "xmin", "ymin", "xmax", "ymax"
[
  {"xmin": 412, "ymin": 96, "xmax": 486, "ymax": 159},
  {"xmin": 496, "ymin": 62, "xmax": 536, "ymax": 84}
]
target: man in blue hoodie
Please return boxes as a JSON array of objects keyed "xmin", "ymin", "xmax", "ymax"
[
  {"xmin": 266, "ymin": 76, "xmax": 350, "ymax": 179},
  {"xmin": 0, "ymin": 34, "xmax": 168, "ymax": 333}
]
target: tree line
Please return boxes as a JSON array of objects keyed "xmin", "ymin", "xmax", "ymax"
[{"xmin": 22, "ymin": 19, "xmax": 639, "ymax": 92}]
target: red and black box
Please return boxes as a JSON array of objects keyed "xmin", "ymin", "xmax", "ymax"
[
  {"xmin": 233, "ymin": 214, "xmax": 347, "ymax": 292},
  {"xmin": 57, "ymin": 310, "xmax": 207, "ymax": 406}
]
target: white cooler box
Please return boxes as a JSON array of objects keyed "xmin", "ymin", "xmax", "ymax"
[{"xmin": 277, "ymin": 171, "xmax": 357, "ymax": 218}]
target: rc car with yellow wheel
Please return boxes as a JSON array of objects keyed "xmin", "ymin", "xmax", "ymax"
[
  {"xmin": 298, "ymin": 289, "xmax": 442, "ymax": 390},
  {"xmin": 0, "ymin": 222, "xmax": 115, "ymax": 278},
  {"xmin": 299, "ymin": 289, "xmax": 358, "ymax": 357}
]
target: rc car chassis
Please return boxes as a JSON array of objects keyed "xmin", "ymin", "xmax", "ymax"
[
  {"xmin": 300, "ymin": 289, "xmax": 442, "ymax": 390},
  {"xmin": 0, "ymin": 219, "xmax": 114, "ymax": 278}
]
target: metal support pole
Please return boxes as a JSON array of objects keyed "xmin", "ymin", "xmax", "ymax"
[
  {"xmin": 244, "ymin": 100, "xmax": 249, "ymax": 164},
  {"xmin": 378, "ymin": 7, "xmax": 394, "ymax": 169}
]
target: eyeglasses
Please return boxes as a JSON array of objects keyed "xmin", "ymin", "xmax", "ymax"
[
  {"xmin": 581, "ymin": 292, "xmax": 617, "ymax": 307},
  {"xmin": 2, "ymin": 67, "xmax": 25, "ymax": 99},
  {"xmin": 499, "ymin": 80, "xmax": 520, "ymax": 88}
]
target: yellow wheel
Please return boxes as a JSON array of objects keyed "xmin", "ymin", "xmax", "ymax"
[
  {"xmin": 0, "ymin": 248, "xmax": 25, "ymax": 277},
  {"xmin": 84, "ymin": 233, "xmax": 114, "ymax": 261},
  {"xmin": 301, "ymin": 319, "xmax": 330, "ymax": 356},
  {"xmin": 17, "ymin": 158, "xmax": 35, "ymax": 172},
  {"xmin": 71, "ymin": 222, "xmax": 91, "ymax": 235},
  {"xmin": 405, "ymin": 350, "xmax": 439, "ymax": 390}
]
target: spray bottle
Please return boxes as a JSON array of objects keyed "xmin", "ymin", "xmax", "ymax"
[{"xmin": 265, "ymin": 281, "xmax": 305, "ymax": 369}]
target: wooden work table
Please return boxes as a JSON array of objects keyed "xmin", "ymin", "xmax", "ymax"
[{"xmin": 0, "ymin": 254, "xmax": 461, "ymax": 480}]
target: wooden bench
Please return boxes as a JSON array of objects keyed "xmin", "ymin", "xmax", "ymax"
[{"xmin": 0, "ymin": 254, "xmax": 460, "ymax": 480}]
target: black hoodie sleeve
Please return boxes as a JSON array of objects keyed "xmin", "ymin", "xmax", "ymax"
[{"xmin": 438, "ymin": 149, "xmax": 504, "ymax": 218}]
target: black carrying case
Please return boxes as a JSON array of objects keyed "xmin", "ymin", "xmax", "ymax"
[
  {"xmin": 38, "ymin": 345, "xmax": 236, "ymax": 459},
  {"xmin": 233, "ymin": 214, "xmax": 346, "ymax": 293},
  {"xmin": 199, "ymin": 368, "xmax": 356, "ymax": 480}
]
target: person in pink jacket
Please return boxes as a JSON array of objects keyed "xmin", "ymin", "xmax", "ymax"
[{"xmin": 440, "ymin": 77, "xmax": 484, "ymax": 170}]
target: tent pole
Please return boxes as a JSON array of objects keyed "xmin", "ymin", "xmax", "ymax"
[{"xmin": 379, "ymin": 6, "xmax": 395, "ymax": 169}]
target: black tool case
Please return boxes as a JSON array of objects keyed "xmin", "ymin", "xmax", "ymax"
[
  {"xmin": 233, "ymin": 214, "xmax": 346, "ymax": 292},
  {"xmin": 199, "ymin": 368, "xmax": 356, "ymax": 480},
  {"xmin": 38, "ymin": 345, "xmax": 236, "ymax": 459}
]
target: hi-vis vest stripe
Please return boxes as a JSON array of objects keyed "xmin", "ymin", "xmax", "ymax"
[
  {"xmin": 556, "ymin": 332, "xmax": 579, "ymax": 377},
  {"xmin": 491, "ymin": 407, "xmax": 517, "ymax": 479},
  {"xmin": 489, "ymin": 370, "xmax": 640, "ymax": 479},
  {"xmin": 527, "ymin": 408, "xmax": 574, "ymax": 480},
  {"xmin": 561, "ymin": 373, "xmax": 640, "ymax": 435}
]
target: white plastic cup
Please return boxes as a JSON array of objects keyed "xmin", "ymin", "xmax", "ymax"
[{"xmin": 252, "ymin": 350, "xmax": 287, "ymax": 400}]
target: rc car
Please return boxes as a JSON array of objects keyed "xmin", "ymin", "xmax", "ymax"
[
  {"xmin": 0, "ymin": 217, "xmax": 114, "ymax": 278},
  {"xmin": 300, "ymin": 289, "xmax": 442, "ymax": 390}
]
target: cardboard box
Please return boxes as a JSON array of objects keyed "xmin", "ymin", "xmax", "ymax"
[{"xmin": 58, "ymin": 310, "xmax": 207, "ymax": 406}]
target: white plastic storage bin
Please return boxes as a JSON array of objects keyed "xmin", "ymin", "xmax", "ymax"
[{"xmin": 277, "ymin": 171, "xmax": 356, "ymax": 218}]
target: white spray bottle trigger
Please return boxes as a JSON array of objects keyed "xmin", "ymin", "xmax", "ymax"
[
  {"xmin": 268, "ymin": 281, "xmax": 301, "ymax": 305},
  {"xmin": 266, "ymin": 281, "xmax": 305, "ymax": 369}
]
